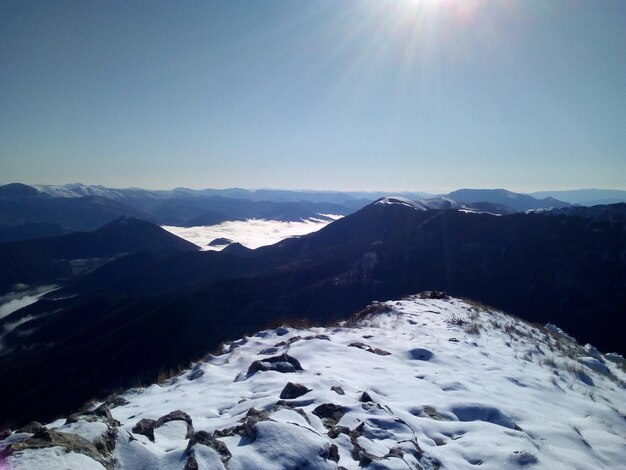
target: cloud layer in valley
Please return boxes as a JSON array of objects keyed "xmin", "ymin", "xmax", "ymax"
[{"xmin": 162, "ymin": 216, "xmax": 342, "ymax": 250}]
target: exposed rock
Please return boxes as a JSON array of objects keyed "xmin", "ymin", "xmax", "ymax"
[
  {"xmin": 313, "ymin": 403, "xmax": 348, "ymax": 427},
  {"xmin": 16, "ymin": 421, "xmax": 45, "ymax": 434},
  {"xmin": 105, "ymin": 395, "xmax": 129, "ymax": 408},
  {"xmin": 348, "ymin": 342, "xmax": 391, "ymax": 356},
  {"xmin": 132, "ymin": 418, "xmax": 157, "ymax": 441},
  {"xmin": 327, "ymin": 425, "xmax": 350, "ymax": 439},
  {"xmin": 156, "ymin": 410, "xmax": 194, "ymax": 438},
  {"xmin": 418, "ymin": 406, "xmax": 452, "ymax": 421},
  {"xmin": 276, "ymin": 327, "xmax": 290, "ymax": 336},
  {"xmin": 215, "ymin": 407, "xmax": 273, "ymax": 440},
  {"xmin": 320, "ymin": 443, "xmax": 340, "ymax": 462},
  {"xmin": 271, "ymin": 402, "xmax": 312, "ymax": 424},
  {"xmin": 419, "ymin": 291, "xmax": 448, "ymax": 299},
  {"xmin": 347, "ymin": 422, "xmax": 378, "ymax": 466},
  {"xmin": 279, "ymin": 382, "xmax": 311, "ymax": 399},
  {"xmin": 184, "ymin": 451, "xmax": 198, "ymax": 470},
  {"xmin": 186, "ymin": 430, "xmax": 231, "ymax": 463},
  {"xmin": 385, "ymin": 447, "xmax": 404, "ymax": 458},
  {"xmin": 237, "ymin": 407, "xmax": 271, "ymax": 440},
  {"xmin": 2, "ymin": 429, "xmax": 111, "ymax": 469},
  {"xmin": 133, "ymin": 411, "xmax": 194, "ymax": 442},
  {"xmin": 65, "ymin": 412, "xmax": 90, "ymax": 424},
  {"xmin": 273, "ymin": 336, "xmax": 302, "ymax": 348},
  {"xmin": 359, "ymin": 391, "xmax": 374, "ymax": 403},
  {"xmin": 92, "ymin": 403, "xmax": 115, "ymax": 422},
  {"xmin": 331, "ymin": 385, "xmax": 345, "ymax": 395},
  {"xmin": 93, "ymin": 426, "xmax": 118, "ymax": 455},
  {"xmin": 314, "ymin": 334, "xmax": 331, "ymax": 341},
  {"xmin": 258, "ymin": 346, "xmax": 281, "ymax": 355},
  {"xmin": 247, "ymin": 353, "xmax": 303, "ymax": 376}
]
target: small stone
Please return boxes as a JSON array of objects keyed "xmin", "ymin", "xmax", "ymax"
[
  {"xmin": 247, "ymin": 353, "xmax": 303, "ymax": 376},
  {"xmin": 312, "ymin": 403, "xmax": 348, "ymax": 428},
  {"xmin": 331, "ymin": 386, "xmax": 345, "ymax": 395},
  {"xmin": 279, "ymin": 382, "xmax": 311, "ymax": 399},
  {"xmin": 348, "ymin": 342, "xmax": 391, "ymax": 356},
  {"xmin": 92, "ymin": 404, "xmax": 114, "ymax": 422},
  {"xmin": 186, "ymin": 431, "xmax": 231, "ymax": 463},
  {"xmin": 105, "ymin": 395, "xmax": 129, "ymax": 408},
  {"xmin": 132, "ymin": 418, "xmax": 157, "ymax": 442}
]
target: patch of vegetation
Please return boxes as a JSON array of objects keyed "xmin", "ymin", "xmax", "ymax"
[
  {"xmin": 447, "ymin": 314, "xmax": 467, "ymax": 327},
  {"xmin": 465, "ymin": 322, "xmax": 481, "ymax": 335}
]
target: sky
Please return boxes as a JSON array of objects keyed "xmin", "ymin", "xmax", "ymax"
[{"xmin": 1, "ymin": 0, "xmax": 624, "ymax": 193}]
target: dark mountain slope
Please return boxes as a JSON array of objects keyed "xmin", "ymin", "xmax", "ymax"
[
  {"xmin": 0, "ymin": 184, "xmax": 152, "ymax": 232},
  {"xmin": 0, "ymin": 217, "xmax": 199, "ymax": 294},
  {"xmin": 0, "ymin": 201, "xmax": 623, "ymax": 427},
  {"xmin": 0, "ymin": 222, "xmax": 71, "ymax": 243},
  {"xmin": 156, "ymin": 196, "xmax": 353, "ymax": 226}
]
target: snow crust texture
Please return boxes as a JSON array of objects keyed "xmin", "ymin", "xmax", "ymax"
[{"xmin": 1, "ymin": 296, "xmax": 625, "ymax": 469}]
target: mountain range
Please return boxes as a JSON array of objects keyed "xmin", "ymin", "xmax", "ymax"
[
  {"xmin": 6, "ymin": 183, "xmax": 619, "ymax": 240},
  {"xmin": 0, "ymin": 196, "xmax": 623, "ymax": 428}
]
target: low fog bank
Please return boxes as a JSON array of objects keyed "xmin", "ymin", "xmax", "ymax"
[
  {"xmin": 162, "ymin": 215, "xmax": 342, "ymax": 250},
  {"xmin": 0, "ymin": 285, "xmax": 57, "ymax": 320}
]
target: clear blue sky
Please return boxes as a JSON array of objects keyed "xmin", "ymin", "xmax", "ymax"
[{"xmin": 1, "ymin": 0, "xmax": 624, "ymax": 192}]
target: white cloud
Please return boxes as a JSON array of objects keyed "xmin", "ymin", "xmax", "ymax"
[
  {"xmin": 162, "ymin": 216, "xmax": 342, "ymax": 251},
  {"xmin": 0, "ymin": 285, "xmax": 57, "ymax": 320}
]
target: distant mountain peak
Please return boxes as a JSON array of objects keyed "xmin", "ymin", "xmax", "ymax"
[
  {"xmin": 0, "ymin": 183, "xmax": 41, "ymax": 198},
  {"xmin": 373, "ymin": 196, "xmax": 426, "ymax": 211},
  {"xmin": 447, "ymin": 188, "xmax": 570, "ymax": 211}
]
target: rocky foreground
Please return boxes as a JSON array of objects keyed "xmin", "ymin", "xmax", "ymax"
[{"xmin": 1, "ymin": 294, "xmax": 624, "ymax": 469}]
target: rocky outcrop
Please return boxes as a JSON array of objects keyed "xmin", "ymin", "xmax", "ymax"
[
  {"xmin": 1, "ymin": 428, "xmax": 112, "ymax": 469},
  {"xmin": 132, "ymin": 410, "xmax": 194, "ymax": 442},
  {"xmin": 247, "ymin": 353, "xmax": 303, "ymax": 376}
]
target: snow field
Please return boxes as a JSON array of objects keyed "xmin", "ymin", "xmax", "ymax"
[{"xmin": 2, "ymin": 296, "xmax": 625, "ymax": 469}]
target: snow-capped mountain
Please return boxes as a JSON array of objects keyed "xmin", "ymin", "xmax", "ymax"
[
  {"xmin": 1, "ymin": 294, "xmax": 624, "ymax": 469},
  {"xmin": 446, "ymin": 189, "xmax": 570, "ymax": 212},
  {"xmin": 375, "ymin": 196, "xmax": 513, "ymax": 215}
]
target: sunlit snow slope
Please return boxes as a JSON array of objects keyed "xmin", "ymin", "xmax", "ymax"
[{"xmin": 1, "ymin": 295, "xmax": 624, "ymax": 469}]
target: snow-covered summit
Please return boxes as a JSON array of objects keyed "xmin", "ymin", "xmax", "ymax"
[
  {"xmin": 374, "ymin": 196, "xmax": 428, "ymax": 211},
  {"xmin": 1, "ymin": 295, "xmax": 624, "ymax": 469}
]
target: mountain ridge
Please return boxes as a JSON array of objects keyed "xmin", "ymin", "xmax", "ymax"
[
  {"xmin": 1, "ymin": 295, "xmax": 624, "ymax": 469},
  {"xmin": 0, "ymin": 199, "xmax": 623, "ymax": 427}
]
